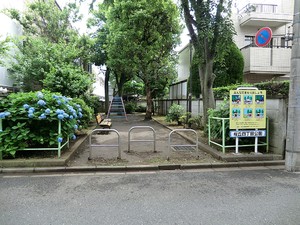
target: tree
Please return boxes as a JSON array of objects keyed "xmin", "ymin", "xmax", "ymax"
[
  {"xmin": 181, "ymin": 0, "xmax": 235, "ymax": 126},
  {"xmin": 89, "ymin": 0, "xmax": 113, "ymax": 112},
  {"xmin": 213, "ymin": 42, "xmax": 244, "ymax": 87},
  {"xmin": 4, "ymin": 0, "xmax": 93, "ymax": 97},
  {"xmin": 104, "ymin": 0, "xmax": 181, "ymax": 119},
  {"xmin": 4, "ymin": 0, "xmax": 79, "ymax": 43},
  {"xmin": 286, "ymin": 0, "xmax": 300, "ymax": 172}
]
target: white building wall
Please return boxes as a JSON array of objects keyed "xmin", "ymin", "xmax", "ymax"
[
  {"xmin": 91, "ymin": 65, "xmax": 106, "ymax": 101},
  {"xmin": 0, "ymin": 1, "xmax": 25, "ymax": 88},
  {"xmin": 177, "ymin": 44, "xmax": 190, "ymax": 82}
]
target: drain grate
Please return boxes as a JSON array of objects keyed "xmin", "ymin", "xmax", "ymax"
[{"xmin": 172, "ymin": 146, "xmax": 196, "ymax": 151}]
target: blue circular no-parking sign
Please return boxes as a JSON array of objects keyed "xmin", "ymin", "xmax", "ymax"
[{"xmin": 255, "ymin": 27, "xmax": 272, "ymax": 47}]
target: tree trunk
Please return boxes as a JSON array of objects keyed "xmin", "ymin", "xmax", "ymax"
[
  {"xmin": 285, "ymin": 0, "xmax": 300, "ymax": 172},
  {"xmin": 115, "ymin": 72, "xmax": 127, "ymax": 96},
  {"xmin": 145, "ymin": 85, "xmax": 153, "ymax": 120},
  {"xmin": 199, "ymin": 58, "xmax": 216, "ymax": 127},
  {"xmin": 104, "ymin": 68, "xmax": 110, "ymax": 113}
]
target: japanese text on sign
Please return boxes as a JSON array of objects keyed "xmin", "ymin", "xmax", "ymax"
[{"xmin": 230, "ymin": 130, "xmax": 266, "ymax": 138}]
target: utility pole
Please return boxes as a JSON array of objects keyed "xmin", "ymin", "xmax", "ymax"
[{"xmin": 285, "ymin": 0, "xmax": 300, "ymax": 172}]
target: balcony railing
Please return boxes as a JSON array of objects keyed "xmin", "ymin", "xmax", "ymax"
[
  {"xmin": 240, "ymin": 43, "xmax": 292, "ymax": 75},
  {"xmin": 241, "ymin": 36, "xmax": 292, "ymax": 50},
  {"xmin": 238, "ymin": 3, "xmax": 277, "ymax": 18}
]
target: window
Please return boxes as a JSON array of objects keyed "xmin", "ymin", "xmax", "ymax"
[{"xmin": 245, "ymin": 36, "xmax": 254, "ymax": 47}]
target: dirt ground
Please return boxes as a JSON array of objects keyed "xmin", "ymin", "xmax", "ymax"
[{"xmin": 68, "ymin": 113, "xmax": 219, "ymax": 166}]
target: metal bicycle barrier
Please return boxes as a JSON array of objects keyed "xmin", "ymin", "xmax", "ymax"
[
  {"xmin": 128, "ymin": 126, "xmax": 156, "ymax": 153},
  {"xmin": 168, "ymin": 129, "xmax": 198, "ymax": 152},
  {"xmin": 89, "ymin": 129, "xmax": 121, "ymax": 160}
]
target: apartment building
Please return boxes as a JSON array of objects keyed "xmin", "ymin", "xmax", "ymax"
[
  {"xmin": 233, "ymin": 0, "xmax": 294, "ymax": 83},
  {"xmin": 171, "ymin": 0, "xmax": 294, "ymax": 100}
]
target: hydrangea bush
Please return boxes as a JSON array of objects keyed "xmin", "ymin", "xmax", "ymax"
[{"xmin": 0, "ymin": 90, "xmax": 93, "ymax": 157}]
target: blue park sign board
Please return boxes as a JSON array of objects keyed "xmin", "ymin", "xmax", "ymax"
[{"xmin": 255, "ymin": 27, "xmax": 272, "ymax": 47}]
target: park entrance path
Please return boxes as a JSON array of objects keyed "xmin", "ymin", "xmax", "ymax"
[{"xmin": 68, "ymin": 113, "xmax": 218, "ymax": 166}]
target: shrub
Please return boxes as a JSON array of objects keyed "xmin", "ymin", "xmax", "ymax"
[
  {"xmin": 82, "ymin": 94, "xmax": 102, "ymax": 115},
  {"xmin": 207, "ymin": 99, "xmax": 230, "ymax": 140},
  {"xmin": 0, "ymin": 90, "xmax": 92, "ymax": 158},
  {"xmin": 135, "ymin": 105, "xmax": 146, "ymax": 112},
  {"xmin": 165, "ymin": 104, "xmax": 185, "ymax": 125},
  {"xmin": 255, "ymin": 80, "xmax": 289, "ymax": 98},
  {"xmin": 71, "ymin": 98, "xmax": 93, "ymax": 128},
  {"xmin": 43, "ymin": 64, "xmax": 93, "ymax": 98},
  {"xmin": 188, "ymin": 114, "xmax": 203, "ymax": 129},
  {"xmin": 213, "ymin": 81, "xmax": 289, "ymax": 99},
  {"xmin": 125, "ymin": 101, "xmax": 136, "ymax": 114}
]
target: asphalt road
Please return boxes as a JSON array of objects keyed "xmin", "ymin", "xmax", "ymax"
[{"xmin": 1, "ymin": 168, "xmax": 299, "ymax": 225}]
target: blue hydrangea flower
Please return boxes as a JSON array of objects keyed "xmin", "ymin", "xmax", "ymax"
[
  {"xmin": 78, "ymin": 112, "xmax": 83, "ymax": 118},
  {"xmin": 72, "ymin": 135, "xmax": 76, "ymax": 140},
  {"xmin": 62, "ymin": 96, "xmax": 69, "ymax": 103},
  {"xmin": 56, "ymin": 109, "xmax": 64, "ymax": 115},
  {"xmin": 69, "ymin": 115, "xmax": 74, "ymax": 119},
  {"xmin": 57, "ymin": 137, "xmax": 63, "ymax": 143},
  {"xmin": 39, "ymin": 113, "xmax": 46, "ymax": 119},
  {"xmin": 53, "ymin": 95, "xmax": 59, "ymax": 99},
  {"xmin": 37, "ymin": 100, "xmax": 46, "ymax": 106},
  {"xmin": 63, "ymin": 113, "xmax": 69, "ymax": 118},
  {"xmin": 57, "ymin": 114, "xmax": 64, "ymax": 120},
  {"xmin": 45, "ymin": 108, "xmax": 51, "ymax": 114},
  {"xmin": 0, "ymin": 111, "xmax": 11, "ymax": 119},
  {"xmin": 0, "ymin": 112, "xmax": 5, "ymax": 119},
  {"xmin": 28, "ymin": 107, "xmax": 35, "ymax": 113},
  {"xmin": 28, "ymin": 113, "xmax": 34, "ymax": 118},
  {"xmin": 74, "ymin": 124, "xmax": 78, "ymax": 130},
  {"xmin": 36, "ymin": 91, "xmax": 44, "ymax": 99},
  {"xmin": 23, "ymin": 104, "xmax": 30, "ymax": 109},
  {"xmin": 57, "ymin": 100, "xmax": 61, "ymax": 105}
]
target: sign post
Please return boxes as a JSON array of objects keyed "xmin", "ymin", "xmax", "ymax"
[{"xmin": 229, "ymin": 87, "xmax": 267, "ymax": 154}]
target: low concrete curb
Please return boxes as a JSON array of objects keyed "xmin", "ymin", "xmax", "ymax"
[{"xmin": 0, "ymin": 160, "xmax": 285, "ymax": 174}]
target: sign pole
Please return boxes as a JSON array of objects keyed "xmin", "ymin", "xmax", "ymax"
[
  {"xmin": 254, "ymin": 129, "xmax": 258, "ymax": 154},
  {"xmin": 235, "ymin": 129, "xmax": 239, "ymax": 154}
]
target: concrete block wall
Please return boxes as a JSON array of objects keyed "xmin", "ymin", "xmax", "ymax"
[{"xmin": 266, "ymin": 98, "xmax": 288, "ymax": 155}]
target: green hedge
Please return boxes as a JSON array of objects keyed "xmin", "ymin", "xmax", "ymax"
[{"xmin": 213, "ymin": 80, "xmax": 289, "ymax": 99}]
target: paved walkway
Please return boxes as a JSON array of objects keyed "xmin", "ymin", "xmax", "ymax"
[{"xmin": 68, "ymin": 113, "xmax": 218, "ymax": 167}]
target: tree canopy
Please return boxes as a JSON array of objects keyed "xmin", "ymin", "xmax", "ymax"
[
  {"xmin": 103, "ymin": 0, "xmax": 181, "ymax": 119},
  {"xmin": 4, "ymin": 0, "xmax": 93, "ymax": 97}
]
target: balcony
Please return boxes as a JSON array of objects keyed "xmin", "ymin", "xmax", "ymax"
[
  {"xmin": 238, "ymin": 4, "xmax": 293, "ymax": 27},
  {"xmin": 241, "ymin": 46, "xmax": 291, "ymax": 75},
  {"xmin": 241, "ymin": 40, "xmax": 291, "ymax": 75}
]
